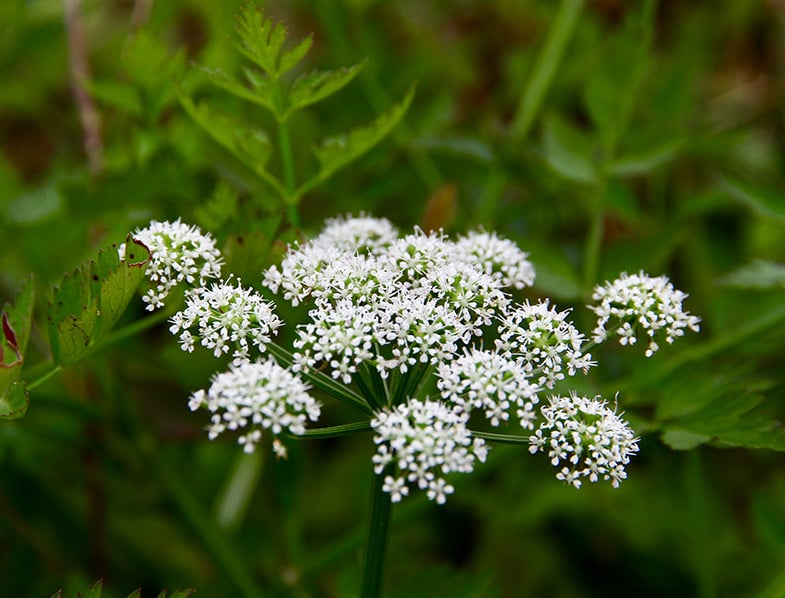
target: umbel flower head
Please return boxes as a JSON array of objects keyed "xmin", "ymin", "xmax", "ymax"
[
  {"xmin": 529, "ymin": 393, "xmax": 639, "ymax": 488},
  {"xmin": 371, "ymin": 398, "xmax": 488, "ymax": 504},
  {"xmin": 188, "ymin": 358, "xmax": 320, "ymax": 458},
  {"xmin": 126, "ymin": 214, "xmax": 702, "ymax": 502},
  {"xmin": 131, "ymin": 219, "xmax": 223, "ymax": 310},
  {"xmin": 169, "ymin": 278, "xmax": 282, "ymax": 361},
  {"xmin": 264, "ymin": 215, "xmax": 535, "ymax": 382},
  {"xmin": 589, "ymin": 271, "xmax": 701, "ymax": 357},
  {"xmin": 437, "ymin": 349, "xmax": 541, "ymax": 428},
  {"xmin": 495, "ymin": 300, "xmax": 595, "ymax": 388}
]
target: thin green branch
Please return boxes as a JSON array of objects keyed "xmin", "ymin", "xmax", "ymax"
[
  {"xmin": 297, "ymin": 421, "xmax": 372, "ymax": 439},
  {"xmin": 472, "ymin": 430, "xmax": 531, "ymax": 445}
]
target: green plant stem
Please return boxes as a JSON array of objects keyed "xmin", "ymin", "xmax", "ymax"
[
  {"xmin": 472, "ymin": 430, "xmax": 530, "ymax": 445},
  {"xmin": 298, "ymin": 421, "xmax": 372, "ymax": 439},
  {"xmin": 360, "ymin": 468, "xmax": 393, "ymax": 598},
  {"xmin": 511, "ymin": 0, "xmax": 584, "ymax": 140},
  {"xmin": 278, "ymin": 119, "xmax": 296, "ymax": 195},
  {"xmin": 582, "ymin": 195, "xmax": 605, "ymax": 294},
  {"xmin": 26, "ymin": 365, "xmax": 63, "ymax": 391}
]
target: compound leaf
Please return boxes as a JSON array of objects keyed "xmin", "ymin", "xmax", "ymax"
[
  {"xmin": 47, "ymin": 238, "xmax": 150, "ymax": 367},
  {"xmin": 288, "ymin": 61, "xmax": 365, "ymax": 115},
  {"xmin": 198, "ymin": 65, "xmax": 274, "ymax": 112},
  {"xmin": 307, "ymin": 85, "xmax": 414, "ymax": 190},
  {"xmin": 180, "ymin": 95, "xmax": 272, "ymax": 174},
  {"xmin": 235, "ymin": 3, "xmax": 288, "ymax": 77}
]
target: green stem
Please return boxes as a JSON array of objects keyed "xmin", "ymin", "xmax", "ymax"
[
  {"xmin": 297, "ymin": 421, "xmax": 372, "ymax": 439},
  {"xmin": 472, "ymin": 430, "xmax": 531, "ymax": 445},
  {"xmin": 360, "ymin": 468, "xmax": 393, "ymax": 598},
  {"xmin": 26, "ymin": 365, "xmax": 63, "ymax": 391},
  {"xmin": 511, "ymin": 0, "xmax": 584, "ymax": 140},
  {"xmin": 582, "ymin": 197, "xmax": 605, "ymax": 295},
  {"xmin": 278, "ymin": 118, "xmax": 296, "ymax": 196}
]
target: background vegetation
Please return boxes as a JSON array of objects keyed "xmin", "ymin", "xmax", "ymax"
[{"xmin": 2, "ymin": 0, "xmax": 785, "ymax": 596}]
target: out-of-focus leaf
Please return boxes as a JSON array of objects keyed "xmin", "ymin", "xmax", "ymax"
[
  {"xmin": 179, "ymin": 95, "xmax": 272, "ymax": 175},
  {"xmin": 541, "ymin": 114, "xmax": 597, "ymax": 185},
  {"xmin": 523, "ymin": 239, "xmax": 582, "ymax": 300},
  {"xmin": 235, "ymin": 3, "xmax": 291, "ymax": 77},
  {"xmin": 0, "ymin": 381, "xmax": 28, "ymax": 419},
  {"xmin": 661, "ymin": 429, "xmax": 711, "ymax": 450},
  {"xmin": 278, "ymin": 34, "xmax": 313, "ymax": 77},
  {"xmin": 655, "ymin": 366, "xmax": 785, "ymax": 451},
  {"xmin": 122, "ymin": 30, "xmax": 185, "ymax": 93},
  {"xmin": 411, "ymin": 135, "xmax": 495, "ymax": 163},
  {"xmin": 198, "ymin": 65, "xmax": 274, "ymax": 112},
  {"xmin": 307, "ymin": 85, "xmax": 414, "ymax": 191},
  {"xmin": 288, "ymin": 62, "xmax": 365, "ymax": 114},
  {"xmin": 6, "ymin": 183, "xmax": 62, "ymax": 224},
  {"xmin": 1, "ymin": 277, "xmax": 33, "ymax": 419},
  {"xmin": 721, "ymin": 176, "xmax": 785, "ymax": 222},
  {"xmin": 88, "ymin": 80, "xmax": 143, "ymax": 116},
  {"xmin": 195, "ymin": 182, "xmax": 240, "ymax": 232},
  {"xmin": 608, "ymin": 138, "xmax": 684, "ymax": 177},
  {"xmin": 718, "ymin": 260, "xmax": 785, "ymax": 290},
  {"xmin": 47, "ymin": 238, "xmax": 150, "ymax": 367}
]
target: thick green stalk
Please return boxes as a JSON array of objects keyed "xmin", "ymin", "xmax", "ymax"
[
  {"xmin": 360, "ymin": 468, "xmax": 393, "ymax": 598},
  {"xmin": 510, "ymin": 0, "xmax": 584, "ymax": 140}
]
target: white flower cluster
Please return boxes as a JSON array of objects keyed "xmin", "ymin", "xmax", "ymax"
[
  {"xmin": 188, "ymin": 358, "xmax": 320, "ymax": 457},
  {"xmin": 495, "ymin": 300, "xmax": 595, "ymax": 388},
  {"xmin": 589, "ymin": 271, "xmax": 701, "ymax": 357},
  {"xmin": 453, "ymin": 230, "xmax": 536, "ymax": 289},
  {"xmin": 529, "ymin": 393, "xmax": 639, "ymax": 488},
  {"xmin": 169, "ymin": 279, "xmax": 283, "ymax": 361},
  {"xmin": 132, "ymin": 219, "xmax": 223, "ymax": 310},
  {"xmin": 437, "ymin": 349, "xmax": 541, "ymax": 428},
  {"xmin": 370, "ymin": 398, "xmax": 488, "ymax": 504},
  {"xmin": 264, "ymin": 216, "xmax": 536, "ymax": 381}
]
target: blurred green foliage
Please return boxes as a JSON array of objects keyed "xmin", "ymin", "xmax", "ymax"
[{"xmin": 1, "ymin": 0, "xmax": 785, "ymax": 596}]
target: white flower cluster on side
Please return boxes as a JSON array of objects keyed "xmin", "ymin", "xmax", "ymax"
[
  {"xmin": 529, "ymin": 393, "xmax": 639, "ymax": 488},
  {"xmin": 132, "ymin": 219, "xmax": 223, "ymax": 310},
  {"xmin": 370, "ymin": 398, "xmax": 488, "ymax": 504},
  {"xmin": 589, "ymin": 271, "xmax": 701, "ymax": 357},
  {"xmin": 437, "ymin": 349, "xmax": 541, "ymax": 429},
  {"xmin": 188, "ymin": 358, "xmax": 320, "ymax": 457},
  {"xmin": 263, "ymin": 215, "xmax": 536, "ymax": 381},
  {"xmin": 169, "ymin": 279, "xmax": 282, "ymax": 361},
  {"xmin": 495, "ymin": 300, "xmax": 596, "ymax": 388}
]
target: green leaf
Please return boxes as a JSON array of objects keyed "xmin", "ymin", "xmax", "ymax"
[
  {"xmin": 541, "ymin": 114, "xmax": 598, "ymax": 185},
  {"xmin": 608, "ymin": 138, "xmax": 684, "ymax": 177},
  {"xmin": 661, "ymin": 429, "xmax": 711, "ymax": 450},
  {"xmin": 47, "ymin": 237, "xmax": 150, "ymax": 367},
  {"xmin": 88, "ymin": 80, "xmax": 143, "ymax": 117},
  {"xmin": 654, "ymin": 366, "xmax": 785, "ymax": 451},
  {"xmin": 235, "ymin": 3, "xmax": 293, "ymax": 77},
  {"xmin": 198, "ymin": 65, "xmax": 274, "ymax": 112},
  {"xmin": 179, "ymin": 95, "xmax": 272, "ymax": 175},
  {"xmin": 288, "ymin": 61, "xmax": 365, "ymax": 114},
  {"xmin": 305, "ymin": 85, "xmax": 415, "ymax": 194},
  {"xmin": 521, "ymin": 239, "xmax": 582, "ymax": 300},
  {"xmin": 1, "ymin": 277, "xmax": 33, "ymax": 419},
  {"xmin": 122, "ymin": 30, "xmax": 184, "ymax": 93},
  {"xmin": 0, "ymin": 381, "xmax": 29, "ymax": 420},
  {"xmin": 721, "ymin": 176, "xmax": 785, "ymax": 222},
  {"xmin": 718, "ymin": 260, "xmax": 785, "ymax": 291},
  {"xmin": 278, "ymin": 34, "xmax": 313, "ymax": 76}
]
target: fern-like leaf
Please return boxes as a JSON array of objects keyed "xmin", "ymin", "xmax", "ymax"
[{"xmin": 303, "ymin": 85, "xmax": 415, "ymax": 195}]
